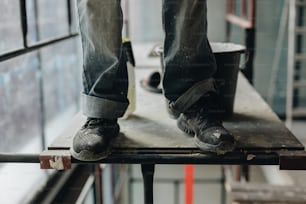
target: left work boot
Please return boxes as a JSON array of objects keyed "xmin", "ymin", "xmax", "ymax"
[
  {"xmin": 177, "ymin": 96, "xmax": 236, "ymax": 154},
  {"xmin": 71, "ymin": 118, "xmax": 119, "ymax": 161}
]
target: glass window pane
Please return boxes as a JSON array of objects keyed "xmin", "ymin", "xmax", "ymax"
[
  {"xmin": 0, "ymin": 52, "xmax": 42, "ymax": 153},
  {"xmin": 40, "ymin": 38, "xmax": 81, "ymax": 144},
  {"xmin": 0, "ymin": 164, "xmax": 49, "ymax": 204},
  {"xmin": 0, "ymin": 0, "xmax": 23, "ymax": 53},
  {"xmin": 36, "ymin": 0, "xmax": 70, "ymax": 41},
  {"xmin": 26, "ymin": 0, "xmax": 39, "ymax": 45}
]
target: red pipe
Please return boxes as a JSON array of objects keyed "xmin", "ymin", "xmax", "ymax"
[{"xmin": 184, "ymin": 165, "xmax": 194, "ymax": 204}]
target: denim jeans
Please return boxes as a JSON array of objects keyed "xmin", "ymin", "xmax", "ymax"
[{"xmin": 77, "ymin": 0, "xmax": 217, "ymax": 119}]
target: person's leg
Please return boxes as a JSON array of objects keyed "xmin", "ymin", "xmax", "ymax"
[
  {"xmin": 162, "ymin": 0, "xmax": 216, "ymax": 103},
  {"xmin": 79, "ymin": 0, "xmax": 128, "ymax": 119},
  {"xmin": 162, "ymin": 0, "xmax": 235, "ymax": 153},
  {"xmin": 72, "ymin": 0, "xmax": 128, "ymax": 161}
]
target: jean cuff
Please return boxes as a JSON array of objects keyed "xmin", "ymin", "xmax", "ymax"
[
  {"xmin": 82, "ymin": 94, "xmax": 129, "ymax": 119},
  {"xmin": 169, "ymin": 78, "xmax": 216, "ymax": 114}
]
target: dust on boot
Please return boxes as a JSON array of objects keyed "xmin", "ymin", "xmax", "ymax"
[{"xmin": 71, "ymin": 118, "xmax": 119, "ymax": 161}]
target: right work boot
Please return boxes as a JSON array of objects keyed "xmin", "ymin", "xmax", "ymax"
[{"xmin": 71, "ymin": 118, "xmax": 120, "ymax": 161}]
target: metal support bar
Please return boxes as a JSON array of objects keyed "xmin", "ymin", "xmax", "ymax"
[
  {"xmin": 67, "ymin": 0, "xmax": 74, "ymax": 34},
  {"xmin": 279, "ymin": 151, "xmax": 306, "ymax": 170},
  {"xmin": 242, "ymin": 28, "xmax": 256, "ymax": 84},
  {"xmin": 220, "ymin": 166, "xmax": 226, "ymax": 204},
  {"xmin": 0, "ymin": 34, "xmax": 78, "ymax": 62},
  {"xmin": 3, "ymin": 149, "xmax": 306, "ymax": 172},
  {"xmin": 94, "ymin": 165, "xmax": 103, "ymax": 204},
  {"xmin": 19, "ymin": 0, "xmax": 28, "ymax": 47},
  {"xmin": 286, "ymin": 0, "xmax": 297, "ymax": 128},
  {"xmin": 293, "ymin": 5, "xmax": 305, "ymax": 108},
  {"xmin": 234, "ymin": 165, "xmax": 250, "ymax": 182},
  {"xmin": 0, "ymin": 153, "xmax": 40, "ymax": 163},
  {"xmin": 241, "ymin": 0, "xmax": 247, "ymax": 18},
  {"xmin": 141, "ymin": 164, "xmax": 155, "ymax": 204}
]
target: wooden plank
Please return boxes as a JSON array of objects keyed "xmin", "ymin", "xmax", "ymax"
[{"xmin": 40, "ymin": 150, "xmax": 71, "ymax": 170}]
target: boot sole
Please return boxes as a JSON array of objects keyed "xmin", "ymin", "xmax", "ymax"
[{"xmin": 70, "ymin": 146, "xmax": 111, "ymax": 161}]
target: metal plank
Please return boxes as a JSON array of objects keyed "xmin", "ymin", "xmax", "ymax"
[
  {"xmin": 50, "ymin": 71, "xmax": 303, "ymax": 152},
  {"xmin": 279, "ymin": 151, "xmax": 306, "ymax": 170},
  {"xmin": 43, "ymin": 70, "xmax": 304, "ymax": 168}
]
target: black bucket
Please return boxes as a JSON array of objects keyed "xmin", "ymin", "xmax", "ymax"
[
  {"xmin": 156, "ymin": 42, "xmax": 245, "ymax": 116},
  {"xmin": 211, "ymin": 42, "xmax": 245, "ymax": 117}
]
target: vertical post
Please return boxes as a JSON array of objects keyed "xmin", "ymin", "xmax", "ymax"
[
  {"xmin": 174, "ymin": 180, "xmax": 180, "ymax": 204},
  {"xmin": 243, "ymin": 0, "xmax": 256, "ymax": 84},
  {"xmin": 128, "ymin": 166, "xmax": 133, "ymax": 204},
  {"xmin": 225, "ymin": 0, "xmax": 234, "ymax": 42},
  {"xmin": 286, "ymin": 0, "xmax": 297, "ymax": 128},
  {"xmin": 230, "ymin": 0, "xmax": 236, "ymax": 14},
  {"xmin": 241, "ymin": 0, "xmax": 246, "ymax": 18},
  {"xmin": 19, "ymin": 0, "xmax": 28, "ymax": 48},
  {"xmin": 141, "ymin": 164, "xmax": 155, "ymax": 204},
  {"xmin": 243, "ymin": 28, "xmax": 256, "ymax": 84},
  {"xmin": 94, "ymin": 164, "xmax": 103, "ymax": 204},
  {"xmin": 228, "ymin": 0, "xmax": 234, "ymax": 14},
  {"xmin": 67, "ymin": 0, "xmax": 73, "ymax": 34},
  {"xmin": 294, "ymin": 5, "xmax": 304, "ymax": 108},
  {"xmin": 220, "ymin": 166, "xmax": 226, "ymax": 204},
  {"xmin": 249, "ymin": 0, "xmax": 256, "ymax": 28},
  {"xmin": 33, "ymin": 0, "xmax": 47, "ymax": 150},
  {"xmin": 235, "ymin": 165, "xmax": 249, "ymax": 182},
  {"xmin": 241, "ymin": 165, "xmax": 250, "ymax": 181},
  {"xmin": 184, "ymin": 165, "xmax": 194, "ymax": 204}
]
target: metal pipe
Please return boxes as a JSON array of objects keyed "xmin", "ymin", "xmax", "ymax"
[
  {"xmin": 67, "ymin": 0, "xmax": 73, "ymax": 34},
  {"xmin": 141, "ymin": 164, "xmax": 155, "ymax": 204},
  {"xmin": 19, "ymin": 0, "xmax": 28, "ymax": 47},
  {"xmin": 241, "ymin": 0, "xmax": 247, "ymax": 18},
  {"xmin": 249, "ymin": 0, "xmax": 256, "ymax": 28},
  {"xmin": 286, "ymin": 0, "xmax": 297, "ymax": 128},
  {"xmin": 0, "ymin": 153, "xmax": 40, "ymax": 163}
]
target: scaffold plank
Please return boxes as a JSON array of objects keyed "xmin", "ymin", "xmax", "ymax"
[{"xmin": 38, "ymin": 70, "xmax": 304, "ymax": 169}]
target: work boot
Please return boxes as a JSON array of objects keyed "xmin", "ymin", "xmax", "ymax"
[
  {"xmin": 71, "ymin": 118, "xmax": 119, "ymax": 161},
  {"xmin": 177, "ymin": 95, "xmax": 236, "ymax": 154}
]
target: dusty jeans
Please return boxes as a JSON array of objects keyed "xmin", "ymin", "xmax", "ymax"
[{"xmin": 77, "ymin": 0, "xmax": 217, "ymax": 119}]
